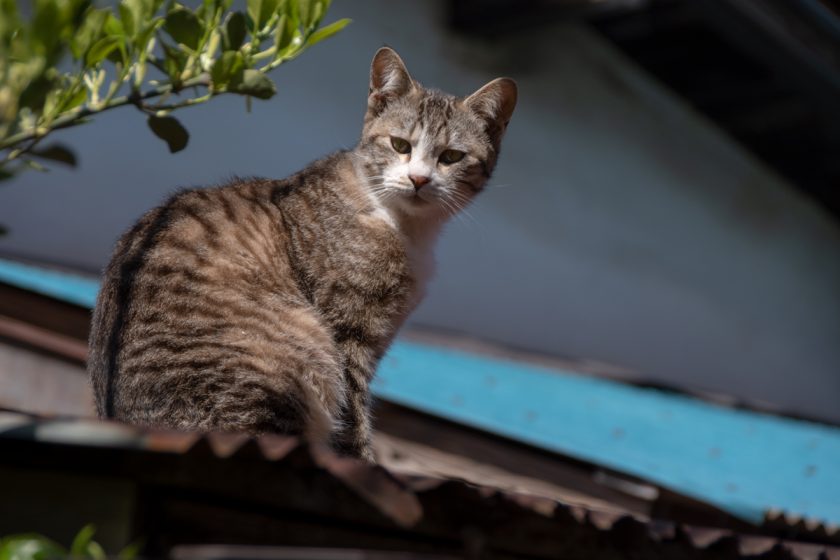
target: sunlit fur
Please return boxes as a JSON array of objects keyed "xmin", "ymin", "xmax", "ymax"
[{"xmin": 88, "ymin": 48, "xmax": 516, "ymax": 462}]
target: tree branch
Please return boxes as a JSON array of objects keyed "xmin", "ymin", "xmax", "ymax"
[{"xmin": 0, "ymin": 75, "xmax": 210, "ymax": 163}]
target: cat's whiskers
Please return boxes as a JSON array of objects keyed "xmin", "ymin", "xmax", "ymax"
[
  {"xmin": 449, "ymin": 188, "xmax": 474, "ymax": 212},
  {"xmin": 436, "ymin": 192, "xmax": 462, "ymax": 223},
  {"xmin": 364, "ymin": 177, "xmax": 388, "ymax": 186},
  {"xmin": 365, "ymin": 178, "xmax": 392, "ymax": 190},
  {"xmin": 342, "ymin": 178, "xmax": 390, "ymax": 212},
  {"xmin": 457, "ymin": 201, "xmax": 483, "ymax": 231},
  {"xmin": 445, "ymin": 189, "xmax": 482, "ymax": 231},
  {"xmin": 351, "ymin": 181, "xmax": 400, "ymax": 212}
]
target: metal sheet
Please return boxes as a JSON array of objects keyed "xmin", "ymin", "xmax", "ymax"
[
  {"xmin": 374, "ymin": 341, "xmax": 840, "ymax": 526},
  {"xmin": 2, "ymin": 411, "xmax": 839, "ymax": 558}
]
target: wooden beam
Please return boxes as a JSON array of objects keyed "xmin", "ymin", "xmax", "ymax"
[{"xmin": 0, "ymin": 314, "xmax": 88, "ymax": 364}]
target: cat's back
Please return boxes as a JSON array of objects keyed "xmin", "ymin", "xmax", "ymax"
[
  {"xmin": 87, "ymin": 177, "xmax": 305, "ymax": 420},
  {"xmin": 93, "ymin": 177, "xmax": 291, "ymax": 324}
]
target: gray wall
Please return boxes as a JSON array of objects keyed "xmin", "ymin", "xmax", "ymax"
[{"xmin": 2, "ymin": 1, "xmax": 839, "ymax": 420}]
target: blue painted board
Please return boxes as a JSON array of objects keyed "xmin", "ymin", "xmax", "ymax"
[
  {"xmin": 2, "ymin": 257, "xmax": 839, "ymax": 525},
  {"xmin": 0, "ymin": 258, "xmax": 98, "ymax": 308},
  {"xmin": 375, "ymin": 342, "xmax": 840, "ymax": 525}
]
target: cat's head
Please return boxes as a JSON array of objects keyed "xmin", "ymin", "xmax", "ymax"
[{"xmin": 356, "ymin": 47, "xmax": 517, "ymax": 218}]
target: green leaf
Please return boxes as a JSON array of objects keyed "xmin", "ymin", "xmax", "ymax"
[
  {"xmin": 0, "ymin": 0, "xmax": 19, "ymax": 34},
  {"xmin": 86, "ymin": 36, "xmax": 120, "ymax": 66},
  {"xmin": 103, "ymin": 12, "xmax": 125, "ymax": 37},
  {"xmin": 265, "ymin": 0, "xmax": 281, "ymax": 22},
  {"xmin": 67, "ymin": 525, "xmax": 107, "ymax": 560},
  {"xmin": 64, "ymin": 0, "xmax": 93, "ymax": 28},
  {"xmin": 70, "ymin": 8, "xmax": 108, "ymax": 60},
  {"xmin": 0, "ymin": 534, "xmax": 66, "ymax": 560},
  {"xmin": 58, "ymin": 87, "xmax": 88, "ymax": 113},
  {"xmin": 297, "ymin": 0, "xmax": 313, "ymax": 29},
  {"xmin": 210, "ymin": 50, "xmax": 245, "ymax": 88},
  {"xmin": 85, "ymin": 540, "xmax": 106, "ymax": 560},
  {"xmin": 19, "ymin": 74, "xmax": 54, "ymax": 112},
  {"xmin": 246, "ymin": 0, "xmax": 261, "ymax": 30},
  {"xmin": 308, "ymin": 1, "xmax": 324, "ymax": 31},
  {"xmin": 119, "ymin": 0, "xmax": 151, "ymax": 40},
  {"xmin": 297, "ymin": 0, "xmax": 327, "ymax": 30},
  {"xmin": 196, "ymin": 0, "xmax": 227, "ymax": 23},
  {"xmin": 117, "ymin": 539, "xmax": 144, "ymax": 560},
  {"xmin": 306, "ymin": 17, "xmax": 349, "ymax": 47},
  {"xmin": 118, "ymin": 2, "xmax": 136, "ymax": 39},
  {"xmin": 160, "ymin": 40, "xmax": 188, "ymax": 84},
  {"xmin": 235, "ymin": 70, "xmax": 276, "ymax": 99},
  {"xmin": 164, "ymin": 6, "xmax": 203, "ymax": 50},
  {"xmin": 147, "ymin": 115, "xmax": 189, "ymax": 153},
  {"xmin": 70, "ymin": 524, "xmax": 96, "ymax": 557},
  {"xmin": 61, "ymin": 90, "xmax": 88, "ymax": 113},
  {"xmin": 224, "ymin": 11, "xmax": 247, "ymax": 51},
  {"xmin": 133, "ymin": 17, "xmax": 163, "ymax": 55},
  {"xmin": 31, "ymin": 144, "xmax": 78, "ymax": 167},
  {"xmin": 31, "ymin": 0, "xmax": 63, "ymax": 62},
  {"xmin": 273, "ymin": 13, "xmax": 295, "ymax": 55},
  {"xmin": 284, "ymin": 0, "xmax": 299, "ymax": 27},
  {"xmin": 247, "ymin": 0, "xmax": 279, "ymax": 31}
]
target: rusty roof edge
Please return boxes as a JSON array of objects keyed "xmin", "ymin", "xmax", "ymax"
[
  {"xmin": 2, "ymin": 409, "xmax": 839, "ymax": 559},
  {"xmin": 765, "ymin": 508, "xmax": 840, "ymax": 539}
]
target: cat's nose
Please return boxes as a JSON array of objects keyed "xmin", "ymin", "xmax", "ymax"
[{"xmin": 409, "ymin": 175, "xmax": 430, "ymax": 190}]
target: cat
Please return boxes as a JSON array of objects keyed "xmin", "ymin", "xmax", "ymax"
[{"xmin": 88, "ymin": 47, "xmax": 517, "ymax": 461}]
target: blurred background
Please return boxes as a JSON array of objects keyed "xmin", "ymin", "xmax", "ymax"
[{"xmin": 2, "ymin": 0, "xmax": 839, "ymax": 421}]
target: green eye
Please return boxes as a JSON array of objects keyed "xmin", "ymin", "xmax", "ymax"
[
  {"xmin": 390, "ymin": 136, "xmax": 411, "ymax": 154},
  {"xmin": 439, "ymin": 149, "xmax": 465, "ymax": 164}
]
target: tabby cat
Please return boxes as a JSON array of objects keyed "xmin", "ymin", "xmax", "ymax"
[{"xmin": 88, "ymin": 47, "xmax": 517, "ymax": 460}]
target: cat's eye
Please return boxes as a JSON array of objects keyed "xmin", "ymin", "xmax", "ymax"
[
  {"xmin": 390, "ymin": 136, "xmax": 411, "ymax": 154},
  {"xmin": 439, "ymin": 149, "xmax": 465, "ymax": 165}
]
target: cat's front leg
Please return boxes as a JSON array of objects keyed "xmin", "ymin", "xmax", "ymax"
[
  {"xmin": 325, "ymin": 285, "xmax": 408, "ymax": 463},
  {"xmin": 317, "ymin": 224, "xmax": 411, "ymax": 462},
  {"xmin": 332, "ymin": 377, "xmax": 375, "ymax": 462}
]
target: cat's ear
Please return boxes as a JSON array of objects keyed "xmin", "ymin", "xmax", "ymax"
[
  {"xmin": 465, "ymin": 78, "xmax": 518, "ymax": 141},
  {"xmin": 368, "ymin": 47, "xmax": 414, "ymax": 115}
]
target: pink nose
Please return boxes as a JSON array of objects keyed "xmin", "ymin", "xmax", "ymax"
[{"xmin": 409, "ymin": 175, "xmax": 430, "ymax": 190}]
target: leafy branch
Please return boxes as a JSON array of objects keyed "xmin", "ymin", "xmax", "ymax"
[
  {"xmin": 0, "ymin": 524, "xmax": 141, "ymax": 560},
  {"xmin": 0, "ymin": 0, "xmax": 350, "ymax": 178}
]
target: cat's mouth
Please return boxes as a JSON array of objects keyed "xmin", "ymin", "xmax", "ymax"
[
  {"xmin": 412, "ymin": 192, "xmax": 438, "ymax": 209},
  {"xmin": 385, "ymin": 189, "xmax": 432, "ymax": 214},
  {"xmin": 393, "ymin": 186, "xmax": 430, "ymax": 204},
  {"xmin": 380, "ymin": 185, "xmax": 438, "ymax": 213}
]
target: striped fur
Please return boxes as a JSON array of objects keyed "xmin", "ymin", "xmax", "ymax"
[{"xmin": 88, "ymin": 48, "xmax": 516, "ymax": 461}]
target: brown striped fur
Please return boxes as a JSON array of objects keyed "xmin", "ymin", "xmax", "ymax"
[{"xmin": 88, "ymin": 48, "xmax": 517, "ymax": 460}]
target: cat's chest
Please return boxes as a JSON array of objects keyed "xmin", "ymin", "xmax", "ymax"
[
  {"xmin": 404, "ymin": 232, "xmax": 436, "ymax": 307},
  {"xmin": 365, "ymin": 206, "xmax": 438, "ymax": 310}
]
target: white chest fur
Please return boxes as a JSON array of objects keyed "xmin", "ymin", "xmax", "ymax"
[
  {"xmin": 403, "ymin": 222, "xmax": 439, "ymax": 309},
  {"xmin": 368, "ymin": 199, "xmax": 443, "ymax": 327}
]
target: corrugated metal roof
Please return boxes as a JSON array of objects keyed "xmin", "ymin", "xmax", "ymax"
[{"xmin": 1, "ymin": 410, "xmax": 839, "ymax": 559}]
